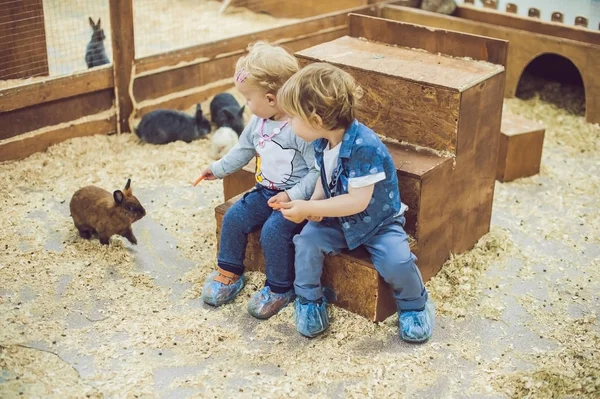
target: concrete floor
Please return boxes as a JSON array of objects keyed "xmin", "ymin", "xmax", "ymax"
[{"xmin": 1, "ymin": 114, "xmax": 599, "ymax": 397}]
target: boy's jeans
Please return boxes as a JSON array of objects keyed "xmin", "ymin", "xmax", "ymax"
[{"xmin": 293, "ymin": 217, "xmax": 428, "ymax": 311}]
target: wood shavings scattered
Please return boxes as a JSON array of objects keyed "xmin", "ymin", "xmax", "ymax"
[
  {"xmin": 0, "ymin": 345, "xmax": 102, "ymax": 398},
  {"xmin": 494, "ymin": 314, "xmax": 600, "ymax": 398},
  {"xmin": 1, "ymin": 77, "xmax": 599, "ymax": 397},
  {"xmin": 426, "ymin": 228, "xmax": 513, "ymax": 318}
]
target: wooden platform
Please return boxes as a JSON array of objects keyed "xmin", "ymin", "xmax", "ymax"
[
  {"xmin": 380, "ymin": 3, "xmax": 600, "ymax": 124},
  {"xmin": 217, "ymin": 14, "xmax": 507, "ymax": 321},
  {"xmin": 497, "ymin": 112, "xmax": 545, "ymax": 182}
]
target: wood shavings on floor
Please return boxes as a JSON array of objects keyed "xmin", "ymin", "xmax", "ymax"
[{"xmin": 1, "ymin": 80, "xmax": 599, "ymax": 397}]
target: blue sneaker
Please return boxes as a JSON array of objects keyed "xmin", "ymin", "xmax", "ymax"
[
  {"xmin": 247, "ymin": 286, "xmax": 295, "ymax": 319},
  {"xmin": 399, "ymin": 300, "xmax": 435, "ymax": 343},
  {"xmin": 294, "ymin": 296, "xmax": 329, "ymax": 338},
  {"xmin": 201, "ymin": 268, "xmax": 245, "ymax": 307}
]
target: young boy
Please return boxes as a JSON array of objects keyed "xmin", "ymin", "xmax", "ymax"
[{"xmin": 276, "ymin": 63, "xmax": 434, "ymax": 343}]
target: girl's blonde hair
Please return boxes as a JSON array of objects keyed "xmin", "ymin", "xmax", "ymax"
[
  {"xmin": 278, "ymin": 62, "xmax": 363, "ymax": 130},
  {"xmin": 235, "ymin": 41, "xmax": 299, "ymax": 93}
]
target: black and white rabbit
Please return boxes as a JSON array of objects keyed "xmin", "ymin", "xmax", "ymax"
[
  {"xmin": 209, "ymin": 93, "xmax": 245, "ymax": 135},
  {"xmin": 85, "ymin": 17, "xmax": 110, "ymax": 68},
  {"xmin": 135, "ymin": 104, "xmax": 211, "ymax": 145}
]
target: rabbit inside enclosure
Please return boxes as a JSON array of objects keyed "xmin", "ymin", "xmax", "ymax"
[
  {"xmin": 209, "ymin": 93, "xmax": 246, "ymax": 160},
  {"xmin": 70, "ymin": 179, "xmax": 146, "ymax": 246},
  {"xmin": 209, "ymin": 93, "xmax": 246, "ymax": 135},
  {"xmin": 86, "ymin": 17, "xmax": 110, "ymax": 68},
  {"xmin": 135, "ymin": 104, "xmax": 211, "ymax": 144},
  {"xmin": 210, "ymin": 127, "xmax": 239, "ymax": 160}
]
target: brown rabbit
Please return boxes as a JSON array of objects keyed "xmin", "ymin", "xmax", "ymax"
[{"xmin": 70, "ymin": 179, "xmax": 146, "ymax": 245}]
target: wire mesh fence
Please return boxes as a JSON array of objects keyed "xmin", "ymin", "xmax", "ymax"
[
  {"xmin": 132, "ymin": 0, "xmax": 297, "ymax": 58},
  {"xmin": 0, "ymin": 0, "xmax": 299, "ymax": 87},
  {"xmin": 0, "ymin": 0, "xmax": 111, "ymax": 86}
]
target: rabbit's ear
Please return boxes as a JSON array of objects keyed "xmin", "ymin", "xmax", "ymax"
[
  {"xmin": 222, "ymin": 109, "xmax": 234, "ymax": 120},
  {"xmin": 238, "ymin": 106, "xmax": 245, "ymax": 116},
  {"xmin": 124, "ymin": 179, "xmax": 132, "ymax": 196},
  {"xmin": 89, "ymin": 17, "xmax": 96, "ymax": 28},
  {"xmin": 196, "ymin": 104, "xmax": 202, "ymax": 116},
  {"xmin": 113, "ymin": 190, "xmax": 124, "ymax": 204},
  {"xmin": 97, "ymin": 18, "xmax": 101, "ymax": 28}
]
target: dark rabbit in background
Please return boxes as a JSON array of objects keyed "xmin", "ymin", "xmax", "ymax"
[
  {"xmin": 210, "ymin": 93, "xmax": 245, "ymax": 135},
  {"xmin": 135, "ymin": 104, "xmax": 211, "ymax": 144},
  {"xmin": 85, "ymin": 17, "xmax": 110, "ymax": 68},
  {"xmin": 70, "ymin": 179, "xmax": 146, "ymax": 246}
]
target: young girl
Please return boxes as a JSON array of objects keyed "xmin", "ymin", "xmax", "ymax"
[
  {"xmin": 195, "ymin": 42, "xmax": 318, "ymax": 319},
  {"xmin": 277, "ymin": 63, "xmax": 435, "ymax": 343}
]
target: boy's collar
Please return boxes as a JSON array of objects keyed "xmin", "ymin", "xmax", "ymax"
[
  {"xmin": 316, "ymin": 120, "xmax": 358, "ymax": 158},
  {"xmin": 339, "ymin": 120, "xmax": 359, "ymax": 158}
]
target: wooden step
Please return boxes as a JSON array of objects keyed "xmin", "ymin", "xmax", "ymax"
[
  {"xmin": 223, "ymin": 158, "xmax": 257, "ymax": 202},
  {"xmin": 295, "ymin": 34, "xmax": 505, "ymax": 154},
  {"xmin": 386, "ymin": 141, "xmax": 453, "ymax": 238},
  {"xmin": 496, "ymin": 112, "xmax": 545, "ymax": 182},
  {"xmin": 215, "ymin": 195, "xmax": 418, "ymax": 322}
]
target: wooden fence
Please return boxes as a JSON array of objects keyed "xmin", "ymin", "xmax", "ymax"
[{"xmin": 0, "ymin": 0, "xmax": 388, "ymax": 162}]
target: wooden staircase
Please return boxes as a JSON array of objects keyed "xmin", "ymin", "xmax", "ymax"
[{"xmin": 214, "ymin": 14, "xmax": 508, "ymax": 321}]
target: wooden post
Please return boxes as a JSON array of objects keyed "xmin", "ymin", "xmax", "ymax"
[{"xmin": 109, "ymin": 0, "xmax": 135, "ymax": 133}]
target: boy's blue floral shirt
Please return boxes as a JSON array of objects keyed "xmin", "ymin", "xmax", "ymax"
[{"xmin": 314, "ymin": 119, "xmax": 401, "ymax": 250}]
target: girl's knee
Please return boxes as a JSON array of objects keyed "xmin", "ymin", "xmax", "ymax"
[{"xmin": 221, "ymin": 209, "xmax": 239, "ymax": 230}]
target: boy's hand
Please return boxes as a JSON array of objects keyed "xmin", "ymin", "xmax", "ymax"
[
  {"xmin": 279, "ymin": 200, "xmax": 309, "ymax": 223},
  {"xmin": 268, "ymin": 192, "xmax": 291, "ymax": 209},
  {"xmin": 306, "ymin": 215, "xmax": 323, "ymax": 222}
]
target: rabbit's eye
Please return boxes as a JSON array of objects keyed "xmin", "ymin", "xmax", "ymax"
[{"xmin": 126, "ymin": 205, "xmax": 134, "ymax": 211}]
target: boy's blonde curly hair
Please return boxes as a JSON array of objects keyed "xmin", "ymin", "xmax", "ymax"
[
  {"xmin": 278, "ymin": 62, "xmax": 363, "ymax": 130},
  {"xmin": 235, "ymin": 41, "xmax": 299, "ymax": 93}
]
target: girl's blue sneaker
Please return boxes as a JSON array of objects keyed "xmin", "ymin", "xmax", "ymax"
[
  {"xmin": 399, "ymin": 299, "xmax": 435, "ymax": 343},
  {"xmin": 247, "ymin": 286, "xmax": 295, "ymax": 319},
  {"xmin": 294, "ymin": 296, "xmax": 329, "ymax": 338},
  {"xmin": 201, "ymin": 268, "xmax": 245, "ymax": 307}
]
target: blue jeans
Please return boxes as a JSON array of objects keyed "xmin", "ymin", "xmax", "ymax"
[
  {"xmin": 293, "ymin": 217, "xmax": 428, "ymax": 311},
  {"xmin": 218, "ymin": 185, "xmax": 304, "ymax": 293}
]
